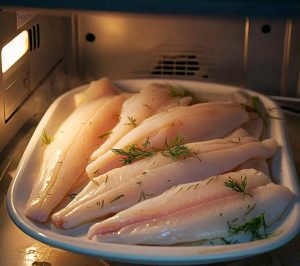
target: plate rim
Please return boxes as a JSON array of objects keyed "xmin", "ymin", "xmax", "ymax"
[{"xmin": 6, "ymin": 79, "xmax": 300, "ymax": 265}]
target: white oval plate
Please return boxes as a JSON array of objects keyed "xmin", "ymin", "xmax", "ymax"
[{"xmin": 6, "ymin": 79, "xmax": 300, "ymax": 265}]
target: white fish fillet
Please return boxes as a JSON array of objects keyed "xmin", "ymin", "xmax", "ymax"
[
  {"xmin": 25, "ymin": 92, "xmax": 127, "ymax": 222},
  {"xmin": 91, "ymin": 84, "xmax": 191, "ymax": 159},
  {"xmin": 86, "ymin": 101, "xmax": 249, "ymax": 176},
  {"xmin": 52, "ymin": 137, "xmax": 278, "ymax": 228},
  {"xmin": 74, "ymin": 77, "xmax": 120, "ymax": 106},
  {"xmin": 87, "ymin": 169, "xmax": 271, "ymax": 237},
  {"xmin": 89, "ymin": 181, "xmax": 294, "ymax": 245}
]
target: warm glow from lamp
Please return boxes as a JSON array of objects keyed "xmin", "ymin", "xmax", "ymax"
[{"xmin": 1, "ymin": 30, "xmax": 29, "ymax": 73}]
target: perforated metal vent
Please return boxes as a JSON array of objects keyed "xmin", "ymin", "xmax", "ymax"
[
  {"xmin": 150, "ymin": 54, "xmax": 200, "ymax": 76},
  {"xmin": 134, "ymin": 46, "xmax": 214, "ymax": 80},
  {"xmin": 28, "ymin": 24, "xmax": 40, "ymax": 51}
]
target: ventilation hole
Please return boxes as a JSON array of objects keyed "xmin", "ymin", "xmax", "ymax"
[
  {"xmin": 163, "ymin": 71, "xmax": 174, "ymax": 75},
  {"xmin": 86, "ymin": 33, "xmax": 96, "ymax": 42},
  {"xmin": 161, "ymin": 60, "xmax": 174, "ymax": 65},
  {"xmin": 261, "ymin": 24, "xmax": 271, "ymax": 34},
  {"xmin": 151, "ymin": 71, "xmax": 162, "ymax": 75},
  {"xmin": 187, "ymin": 66, "xmax": 200, "ymax": 71},
  {"xmin": 175, "ymin": 66, "xmax": 185, "ymax": 70},
  {"xmin": 28, "ymin": 29, "xmax": 33, "ymax": 51},
  {"xmin": 202, "ymin": 74, "xmax": 209, "ymax": 78},
  {"xmin": 187, "ymin": 61, "xmax": 199, "ymax": 66},
  {"xmin": 32, "ymin": 26, "xmax": 36, "ymax": 49},
  {"xmin": 28, "ymin": 24, "xmax": 40, "ymax": 51},
  {"xmin": 150, "ymin": 54, "xmax": 200, "ymax": 77},
  {"xmin": 37, "ymin": 24, "xmax": 40, "ymax": 48}
]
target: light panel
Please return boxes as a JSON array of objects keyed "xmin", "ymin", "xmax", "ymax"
[{"xmin": 1, "ymin": 30, "xmax": 29, "ymax": 73}]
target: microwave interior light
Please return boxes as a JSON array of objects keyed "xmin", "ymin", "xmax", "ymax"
[{"xmin": 1, "ymin": 30, "xmax": 29, "ymax": 73}]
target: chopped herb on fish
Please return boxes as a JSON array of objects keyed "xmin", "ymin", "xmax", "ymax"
[
  {"xmin": 112, "ymin": 135, "xmax": 198, "ymax": 165},
  {"xmin": 166, "ymin": 84, "xmax": 199, "ymax": 102},
  {"xmin": 91, "ymin": 179, "xmax": 100, "ymax": 186},
  {"xmin": 242, "ymin": 96, "xmax": 280, "ymax": 125},
  {"xmin": 162, "ymin": 134, "xmax": 199, "ymax": 161},
  {"xmin": 41, "ymin": 130, "xmax": 54, "ymax": 145},
  {"xmin": 112, "ymin": 144, "xmax": 157, "ymax": 165},
  {"xmin": 224, "ymin": 176, "xmax": 253, "ymax": 199},
  {"xmin": 142, "ymin": 137, "xmax": 151, "ymax": 148},
  {"xmin": 138, "ymin": 190, "xmax": 154, "ymax": 202},
  {"xmin": 228, "ymin": 213, "xmax": 268, "ymax": 240},
  {"xmin": 244, "ymin": 203, "xmax": 256, "ymax": 216},
  {"xmin": 124, "ymin": 116, "xmax": 137, "ymax": 128},
  {"xmin": 110, "ymin": 194, "xmax": 124, "ymax": 203}
]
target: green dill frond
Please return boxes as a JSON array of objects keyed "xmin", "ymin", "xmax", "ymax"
[
  {"xmin": 162, "ymin": 134, "xmax": 199, "ymax": 161},
  {"xmin": 242, "ymin": 96, "xmax": 280, "ymax": 125},
  {"xmin": 112, "ymin": 144, "xmax": 157, "ymax": 165},
  {"xmin": 227, "ymin": 213, "xmax": 268, "ymax": 240},
  {"xmin": 224, "ymin": 176, "xmax": 253, "ymax": 198}
]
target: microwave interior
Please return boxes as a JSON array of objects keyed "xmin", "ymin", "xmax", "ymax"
[{"xmin": 1, "ymin": 4, "xmax": 300, "ymax": 266}]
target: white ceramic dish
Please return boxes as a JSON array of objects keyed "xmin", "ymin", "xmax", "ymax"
[{"xmin": 6, "ymin": 79, "xmax": 300, "ymax": 265}]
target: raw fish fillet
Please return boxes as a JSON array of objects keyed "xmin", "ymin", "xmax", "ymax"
[
  {"xmin": 74, "ymin": 77, "xmax": 121, "ymax": 106},
  {"xmin": 52, "ymin": 137, "xmax": 278, "ymax": 228},
  {"xmin": 88, "ymin": 177, "xmax": 294, "ymax": 245},
  {"xmin": 91, "ymin": 83, "xmax": 191, "ymax": 159},
  {"xmin": 87, "ymin": 101, "xmax": 249, "ymax": 176},
  {"xmin": 25, "ymin": 89, "xmax": 127, "ymax": 222}
]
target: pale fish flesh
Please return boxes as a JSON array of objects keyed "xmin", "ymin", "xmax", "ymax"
[
  {"xmin": 52, "ymin": 137, "xmax": 278, "ymax": 228},
  {"xmin": 86, "ymin": 101, "xmax": 250, "ymax": 177},
  {"xmin": 91, "ymin": 83, "xmax": 192, "ymax": 160},
  {"xmin": 88, "ymin": 177, "xmax": 293, "ymax": 245},
  {"xmin": 25, "ymin": 93, "xmax": 127, "ymax": 222}
]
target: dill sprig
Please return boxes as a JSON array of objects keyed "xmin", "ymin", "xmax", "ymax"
[
  {"xmin": 166, "ymin": 83, "xmax": 199, "ymax": 102},
  {"xmin": 112, "ymin": 144, "xmax": 157, "ymax": 165},
  {"xmin": 242, "ymin": 96, "xmax": 280, "ymax": 125},
  {"xmin": 138, "ymin": 190, "xmax": 154, "ymax": 202},
  {"xmin": 124, "ymin": 116, "xmax": 137, "ymax": 128},
  {"xmin": 91, "ymin": 178, "xmax": 100, "ymax": 186},
  {"xmin": 110, "ymin": 194, "xmax": 124, "ymax": 203},
  {"xmin": 228, "ymin": 213, "xmax": 268, "ymax": 240},
  {"xmin": 162, "ymin": 135, "xmax": 198, "ymax": 161},
  {"xmin": 112, "ymin": 134, "xmax": 196, "ymax": 165},
  {"xmin": 244, "ymin": 203, "xmax": 256, "ymax": 216},
  {"xmin": 142, "ymin": 137, "xmax": 150, "ymax": 148},
  {"xmin": 41, "ymin": 130, "xmax": 54, "ymax": 145},
  {"xmin": 224, "ymin": 176, "xmax": 253, "ymax": 199}
]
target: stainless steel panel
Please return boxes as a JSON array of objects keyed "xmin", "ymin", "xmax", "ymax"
[
  {"xmin": 78, "ymin": 14, "xmax": 245, "ymax": 86},
  {"xmin": 245, "ymin": 18, "xmax": 286, "ymax": 95},
  {"xmin": 0, "ymin": 11, "xmax": 72, "ymax": 152},
  {"xmin": 4, "ymin": 71, "xmax": 30, "ymax": 120}
]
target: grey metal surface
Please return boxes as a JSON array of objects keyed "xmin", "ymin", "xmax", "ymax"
[
  {"xmin": 78, "ymin": 13, "xmax": 245, "ymax": 86},
  {"xmin": 0, "ymin": 11, "xmax": 71, "ymax": 152},
  {"xmin": 77, "ymin": 14, "xmax": 300, "ymax": 97}
]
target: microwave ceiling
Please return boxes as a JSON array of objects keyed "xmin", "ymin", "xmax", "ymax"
[{"xmin": 1, "ymin": 1, "xmax": 300, "ymax": 17}]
